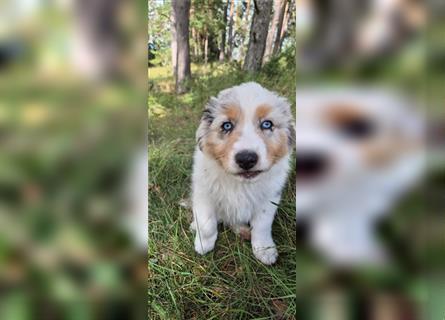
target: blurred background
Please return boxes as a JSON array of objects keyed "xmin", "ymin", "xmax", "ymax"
[
  {"xmin": 294, "ymin": 0, "xmax": 445, "ymax": 319},
  {"xmin": 1, "ymin": 0, "xmax": 147, "ymax": 318}
]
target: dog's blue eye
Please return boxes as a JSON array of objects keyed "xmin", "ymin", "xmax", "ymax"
[
  {"xmin": 222, "ymin": 121, "xmax": 233, "ymax": 132},
  {"xmin": 260, "ymin": 120, "xmax": 273, "ymax": 130}
]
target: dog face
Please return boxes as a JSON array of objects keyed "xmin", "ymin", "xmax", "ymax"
[
  {"xmin": 197, "ymin": 82, "xmax": 294, "ymax": 181},
  {"xmin": 295, "ymin": 88, "xmax": 424, "ymax": 213}
]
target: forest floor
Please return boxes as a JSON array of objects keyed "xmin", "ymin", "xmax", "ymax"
[{"xmin": 148, "ymin": 59, "xmax": 298, "ymax": 319}]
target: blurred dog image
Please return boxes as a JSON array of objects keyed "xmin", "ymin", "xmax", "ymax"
[
  {"xmin": 295, "ymin": 0, "xmax": 425, "ymax": 71},
  {"xmin": 295, "ymin": 88, "xmax": 424, "ymax": 266},
  {"xmin": 191, "ymin": 82, "xmax": 294, "ymax": 265}
]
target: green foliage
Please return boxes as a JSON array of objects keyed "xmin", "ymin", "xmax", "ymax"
[{"xmin": 148, "ymin": 0, "xmax": 172, "ymax": 66}]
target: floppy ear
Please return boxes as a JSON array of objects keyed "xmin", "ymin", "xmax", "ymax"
[
  {"xmin": 196, "ymin": 97, "xmax": 218, "ymax": 151},
  {"xmin": 276, "ymin": 96, "xmax": 295, "ymax": 150}
]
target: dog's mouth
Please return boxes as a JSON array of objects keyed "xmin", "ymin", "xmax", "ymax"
[{"xmin": 237, "ymin": 170, "xmax": 263, "ymax": 179}]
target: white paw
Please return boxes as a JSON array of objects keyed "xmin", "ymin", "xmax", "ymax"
[
  {"xmin": 194, "ymin": 235, "xmax": 216, "ymax": 255},
  {"xmin": 253, "ymin": 244, "xmax": 278, "ymax": 265}
]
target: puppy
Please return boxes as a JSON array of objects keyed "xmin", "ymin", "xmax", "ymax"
[
  {"xmin": 295, "ymin": 87, "xmax": 424, "ymax": 266},
  {"xmin": 191, "ymin": 82, "xmax": 294, "ymax": 265}
]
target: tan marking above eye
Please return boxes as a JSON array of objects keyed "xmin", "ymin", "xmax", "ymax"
[
  {"xmin": 222, "ymin": 105, "xmax": 242, "ymax": 122},
  {"xmin": 255, "ymin": 104, "xmax": 273, "ymax": 121},
  {"xmin": 324, "ymin": 104, "xmax": 370, "ymax": 126}
]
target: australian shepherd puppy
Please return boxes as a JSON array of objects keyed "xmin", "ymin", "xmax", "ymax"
[
  {"xmin": 295, "ymin": 87, "xmax": 424, "ymax": 266},
  {"xmin": 190, "ymin": 82, "xmax": 294, "ymax": 265}
]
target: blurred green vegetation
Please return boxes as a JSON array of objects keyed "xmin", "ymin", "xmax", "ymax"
[{"xmin": 0, "ymin": 67, "xmax": 146, "ymax": 318}]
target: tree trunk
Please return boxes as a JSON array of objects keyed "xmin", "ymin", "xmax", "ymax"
[
  {"xmin": 272, "ymin": 0, "xmax": 288, "ymax": 56},
  {"xmin": 277, "ymin": 0, "xmax": 291, "ymax": 53},
  {"xmin": 219, "ymin": 0, "xmax": 229, "ymax": 61},
  {"xmin": 226, "ymin": 0, "xmax": 236, "ymax": 60},
  {"xmin": 192, "ymin": 27, "xmax": 198, "ymax": 59},
  {"xmin": 243, "ymin": 0, "xmax": 273, "ymax": 72},
  {"xmin": 171, "ymin": 8, "xmax": 177, "ymax": 77},
  {"xmin": 73, "ymin": 0, "xmax": 122, "ymax": 79},
  {"xmin": 204, "ymin": 30, "xmax": 209, "ymax": 65},
  {"xmin": 196, "ymin": 33, "xmax": 202, "ymax": 60},
  {"xmin": 263, "ymin": 0, "xmax": 285, "ymax": 64},
  {"xmin": 172, "ymin": 0, "xmax": 191, "ymax": 94},
  {"xmin": 245, "ymin": 0, "xmax": 251, "ymax": 18},
  {"xmin": 239, "ymin": 0, "xmax": 252, "ymax": 61}
]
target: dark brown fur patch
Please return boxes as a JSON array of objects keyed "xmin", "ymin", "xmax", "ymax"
[{"xmin": 324, "ymin": 104, "xmax": 369, "ymax": 127}]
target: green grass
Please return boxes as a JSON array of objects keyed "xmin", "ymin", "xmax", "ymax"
[{"xmin": 148, "ymin": 59, "xmax": 297, "ymax": 319}]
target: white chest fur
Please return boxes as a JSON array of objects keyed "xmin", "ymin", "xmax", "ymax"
[{"xmin": 192, "ymin": 149, "xmax": 290, "ymax": 226}]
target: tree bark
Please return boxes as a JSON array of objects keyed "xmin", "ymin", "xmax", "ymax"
[
  {"xmin": 219, "ymin": 0, "xmax": 229, "ymax": 61},
  {"xmin": 245, "ymin": 0, "xmax": 251, "ymax": 18},
  {"xmin": 73, "ymin": 0, "xmax": 122, "ymax": 79},
  {"xmin": 239, "ymin": 0, "xmax": 252, "ymax": 61},
  {"xmin": 272, "ymin": 0, "xmax": 288, "ymax": 55},
  {"xmin": 243, "ymin": 0, "xmax": 273, "ymax": 72},
  {"xmin": 171, "ymin": 7, "xmax": 177, "ymax": 78},
  {"xmin": 226, "ymin": 0, "xmax": 236, "ymax": 60},
  {"xmin": 192, "ymin": 27, "xmax": 198, "ymax": 59},
  {"xmin": 204, "ymin": 29, "xmax": 209, "ymax": 65},
  {"xmin": 263, "ymin": 0, "xmax": 285, "ymax": 63},
  {"xmin": 172, "ymin": 0, "xmax": 191, "ymax": 94},
  {"xmin": 277, "ymin": 0, "xmax": 292, "ymax": 53}
]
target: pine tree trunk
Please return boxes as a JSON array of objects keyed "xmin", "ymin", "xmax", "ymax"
[
  {"xmin": 263, "ymin": 0, "xmax": 285, "ymax": 64},
  {"xmin": 226, "ymin": 0, "xmax": 236, "ymax": 60},
  {"xmin": 277, "ymin": 0, "xmax": 291, "ymax": 53},
  {"xmin": 239, "ymin": 0, "xmax": 252, "ymax": 62},
  {"xmin": 172, "ymin": 0, "xmax": 191, "ymax": 94},
  {"xmin": 219, "ymin": 0, "xmax": 229, "ymax": 61},
  {"xmin": 171, "ymin": 8, "xmax": 177, "ymax": 78},
  {"xmin": 246, "ymin": 0, "xmax": 251, "ymax": 17},
  {"xmin": 243, "ymin": 0, "xmax": 273, "ymax": 72},
  {"xmin": 204, "ymin": 31, "xmax": 209, "ymax": 65},
  {"xmin": 73, "ymin": 0, "xmax": 121, "ymax": 79},
  {"xmin": 192, "ymin": 27, "xmax": 198, "ymax": 58},
  {"xmin": 272, "ymin": 0, "xmax": 288, "ymax": 55}
]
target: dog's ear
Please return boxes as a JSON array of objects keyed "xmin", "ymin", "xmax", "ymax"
[
  {"xmin": 276, "ymin": 97, "xmax": 295, "ymax": 150},
  {"xmin": 196, "ymin": 97, "xmax": 218, "ymax": 151}
]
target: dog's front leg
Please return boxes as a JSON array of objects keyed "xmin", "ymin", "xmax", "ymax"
[
  {"xmin": 250, "ymin": 200, "xmax": 279, "ymax": 265},
  {"xmin": 192, "ymin": 192, "xmax": 218, "ymax": 255}
]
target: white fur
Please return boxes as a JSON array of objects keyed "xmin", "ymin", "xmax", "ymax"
[
  {"xmin": 295, "ymin": 87, "xmax": 425, "ymax": 266},
  {"xmin": 191, "ymin": 82, "xmax": 293, "ymax": 265}
]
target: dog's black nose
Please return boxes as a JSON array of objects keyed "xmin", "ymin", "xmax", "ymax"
[
  {"xmin": 295, "ymin": 152, "xmax": 328, "ymax": 179},
  {"xmin": 235, "ymin": 150, "xmax": 258, "ymax": 170}
]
